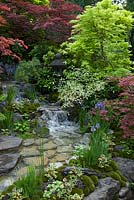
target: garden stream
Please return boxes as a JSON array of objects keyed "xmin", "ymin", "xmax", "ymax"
[{"xmin": 0, "ymin": 81, "xmax": 90, "ymax": 191}]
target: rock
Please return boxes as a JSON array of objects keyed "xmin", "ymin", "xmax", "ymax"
[
  {"xmin": 34, "ymin": 138, "xmax": 49, "ymax": 146},
  {"xmin": 23, "ymin": 156, "xmax": 49, "ymax": 166},
  {"xmin": 13, "ymin": 112, "xmax": 23, "ymax": 122},
  {"xmin": 114, "ymin": 145, "xmax": 125, "ymax": 151},
  {"xmin": 51, "ymin": 153, "xmax": 69, "ymax": 162},
  {"xmin": 43, "ymin": 141, "xmax": 57, "ymax": 150},
  {"xmin": 15, "ymin": 166, "xmax": 28, "ymax": 177},
  {"xmin": 0, "ymin": 136, "xmax": 22, "ymax": 151},
  {"xmin": 84, "ymin": 177, "xmax": 120, "ymax": 200},
  {"xmin": 57, "ymin": 145, "xmax": 73, "ymax": 153},
  {"xmin": 23, "ymin": 139, "xmax": 35, "ymax": 147},
  {"xmin": 62, "ymin": 167, "xmax": 101, "ymax": 178},
  {"xmin": 20, "ymin": 146, "xmax": 40, "ymax": 157},
  {"xmin": 46, "ymin": 150, "xmax": 56, "ymax": 158},
  {"xmin": 0, "ymin": 176, "xmax": 15, "ymax": 192},
  {"xmin": 119, "ymin": 185, "xmax": 130, "ymax": 198},
  {"xmin": 113, "ymin": 157, "xmax": 134, "ymax": 182},
  {"xmin": 0, "ymin": 153, "xmax": 20, "ymax": 174}
]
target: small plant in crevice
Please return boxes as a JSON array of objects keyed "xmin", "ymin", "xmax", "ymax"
[{"xmin": 14, "ymin": 120, "xmax": 30, "ymax": 135}]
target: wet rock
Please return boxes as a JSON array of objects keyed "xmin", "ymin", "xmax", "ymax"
[
  {"xmin": 0, "ymin": 136, "xmax": 22, "ymax": 151},
  {"xmin": 113, "ymin": 157, "xmax": 134, "ymax": 182},
  {"xmin": 0, "ymin": 153, "xmax": 20, "ymax": 174},
  {"xmin": 85, "ymin": 177, "xmax": 120, "ymax": 200}
]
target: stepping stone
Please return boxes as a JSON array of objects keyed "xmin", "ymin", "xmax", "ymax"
[
  {"xmin": 0, "ymin": 153, "xmax": 20, "ymax": 174},
  {"xmin": 34, "ymin": 138, "xmax": 49, "ymax": 146},
  {"xmin": 43, "ymin": 141, "xmax": 57, "ymax": 150},
  {"xmin": 51, "ymin": 153, "xmax": 69, "ymax": 162},
  {"xmin": 23, "ymin": 139, "xmax": 35, "ymax": 147},
  {"xmin": 46, "ymin": 150, "xmax": 56, "ymax": 158},
  {"xmin": 20, "ymin": 146, "xmax": 40, "ymax": 157},
  {"xmin": 0, "ymin": 136, "xmax": 22, "ymax": 151},
  {"xmin": 23, "ymin": 156, "xmax": 49, "ymax": 167},
  {"xmin": 57, "ymin": 145, "xmax": 73, "ymax": 153}
]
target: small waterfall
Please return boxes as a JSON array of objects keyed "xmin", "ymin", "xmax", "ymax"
[{"xmin": 39, "ymin": 104, "xmax": 79, "ymax": 135}]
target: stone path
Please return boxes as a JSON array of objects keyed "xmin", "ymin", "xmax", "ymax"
[{"xmin": 0, "ymin": 134, "xmax": 89, "ymax": 191}]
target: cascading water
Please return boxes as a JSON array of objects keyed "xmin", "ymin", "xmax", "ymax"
[{"xmin": 39, "ymin": 104, "xmax": 79, "ymax": 137}]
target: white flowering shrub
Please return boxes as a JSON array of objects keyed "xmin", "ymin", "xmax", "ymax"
[{"xmin": 59, "ymin": 69, "xmax": 105, "ymax": 108}]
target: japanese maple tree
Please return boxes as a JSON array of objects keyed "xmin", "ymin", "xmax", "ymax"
[
  {"xmin": 0, "ymin": 3, "xmax": 28, "ymax": 61},
  {"xmin": 3, "ymin": 0, "xmax": 82, "ymax": 44}
]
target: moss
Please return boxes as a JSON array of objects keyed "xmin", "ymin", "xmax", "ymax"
[
  {"xmin": 110, "ymin": 160, "xmax": 119, "ymax": 171},
  {"xmin": 109, "ymin": 171, "xmax": 126, "ymax": 187},
  {"xmin": 90, "ymin": 175, "xmax": 98, "ymax": 186},
  {"xmin": 120, "ymin": 180, "xmax": 126, "ymax": 187},
  {"xmin": 83, "ymin": 187, "xmax": 91, "ymax": 196},
  {"xmin": 81, "ymin": 175, "xmax": 95, "ymax": 196},
  {"xmin": 71, "ymin": 188, "xmax": 84, "ymax": 195},
  {"xmin": 115, "ymin": 170, "xmax": 126, "ymax": 182}
]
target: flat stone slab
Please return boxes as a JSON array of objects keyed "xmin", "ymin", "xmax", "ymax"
[
  {"xmin": 0, "ymin": 153, "xmax": 20, "ymax": 174},
  {"xmin": 20, "ymin": 146, "xmax": 40, "ymax": 157},
  {"xmin": 23, "ymin": 156, "xmax": 49, "ymax": 166},
  {"xmin": 0, "ymin": 136, "xmax": 22, "ymax": 151}
]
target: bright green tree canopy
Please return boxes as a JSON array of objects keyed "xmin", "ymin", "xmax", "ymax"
[{"xmin": 68, "ymin": 0, "xmax": 134, "ymax": 75}]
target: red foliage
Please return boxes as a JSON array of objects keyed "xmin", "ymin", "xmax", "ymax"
[
  {"xmin": 0, "ymin": 3, "xmax": 28, "ymax": 61},
  {"xmin": 0, "ymin": 3, "xmax": 10, "ymax": 26},
  {"xmin": 0, "ymin": 36, "xmax": 28, "ymax": 61},
  {"xmin": 3, "ymin": 0, "xmax": 82, "ymax": 44},
  {"xmin": 106, "ymin": 76, "xmax": 134, "ymax": 138}
]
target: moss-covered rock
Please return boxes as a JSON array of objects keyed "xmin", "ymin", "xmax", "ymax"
[
  {"xmin": 110, "ymin": 160, "xmax": 119, "ymax": 171},
  {"xmin": 90, "ymin": 175, "xmax": 99, "ymax": 186},
  {"xmin": 115, "ymin": 170, "xmax": 126, "ymax": 182},
  {"xmin": 71, "ymin": 188, "xmax": 84, "ymax": 195},
  {"xmin": 81, "ymin": 175, "xmax": 95, "ymax": 196}
]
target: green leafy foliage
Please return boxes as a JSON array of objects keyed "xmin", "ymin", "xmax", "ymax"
[
  {"xmin": 67, "ymin": 0, "xmax": 133, "ymax": 75},
  {"xmin": 70, "ymin": 0, "xmax": 101, "ymax": 8},
  {"xmin": 15, "ymin": 58, "xmax": 55, "ymax": 93}
]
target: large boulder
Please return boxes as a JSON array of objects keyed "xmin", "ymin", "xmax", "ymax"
[
  {"xmin": 113, "ymin": 157, "xmax": 134, "ymax": 182},
  {"xmin": 85, "ymin": 177, "xmax": 120, "ymax": 200}
]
